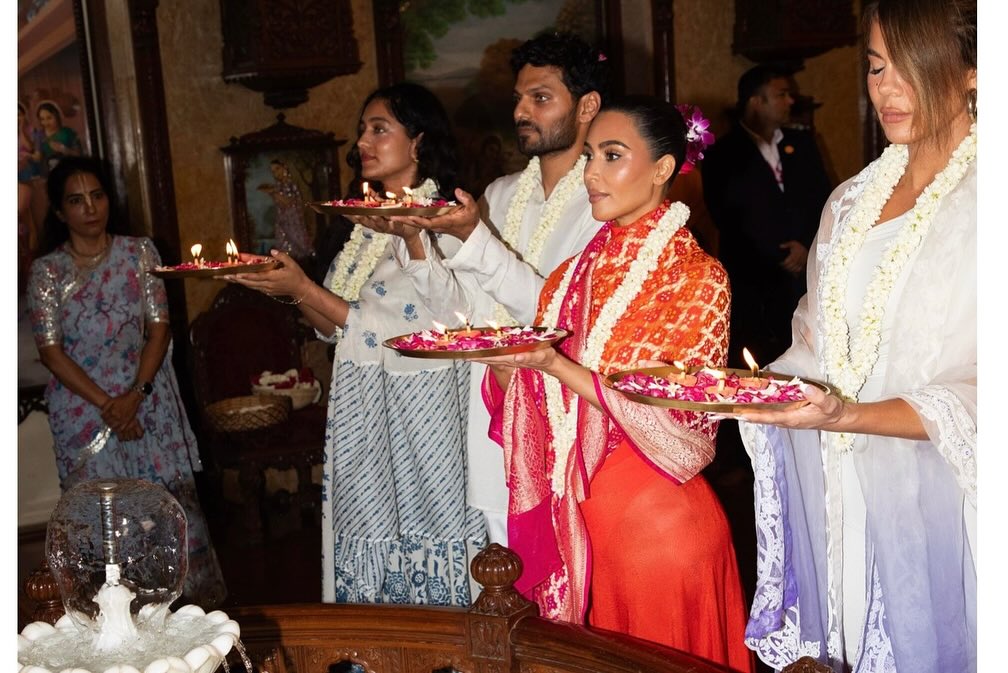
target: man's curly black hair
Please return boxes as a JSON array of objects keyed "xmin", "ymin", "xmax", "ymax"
[{"xmin": 509, "ymin": 32, "xmax": 611, "ymax": 105}]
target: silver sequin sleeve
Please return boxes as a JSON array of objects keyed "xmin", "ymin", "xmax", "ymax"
[
  {"xmin": 26, "ymin": 258, "xmax": 63, "ymax": 348},
  {"xmin": 138, "ymin": 238, "xmax": 169, "ymax": 324}
]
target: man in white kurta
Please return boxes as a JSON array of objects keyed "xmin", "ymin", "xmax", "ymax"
[{"xmin": 390, "ymin": 33, "xmax": 610, "ymax": 544}]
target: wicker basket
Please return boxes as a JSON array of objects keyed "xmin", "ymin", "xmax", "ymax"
[
  {"xmin": 251, "ymin": 381, "xmax": 322, "ymax": 410},
  {"xmin": 205, "ymin": 395, "xmax": 290, "ymax": 433}
]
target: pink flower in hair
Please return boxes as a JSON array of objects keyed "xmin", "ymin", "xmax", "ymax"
[
  {"xmin": 674, "ymin": 103, "xmax": 715, "ymax": 174},
  {"xmin": 598, "ymin": 52, "xmax": 607, "ymax": 62}
]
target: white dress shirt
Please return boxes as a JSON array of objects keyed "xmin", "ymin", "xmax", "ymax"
[{"xmin": 741, "ymin": 122, "xmax": 785, "ymax": 191}]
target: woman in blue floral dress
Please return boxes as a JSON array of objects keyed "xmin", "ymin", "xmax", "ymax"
[
  {"xmin": 27, "ymin": 156, "xmax": 226, "ymax": 608},
  {"xmin": 233, "ymin": 83, "xmax": 486, "ymax": 605}
]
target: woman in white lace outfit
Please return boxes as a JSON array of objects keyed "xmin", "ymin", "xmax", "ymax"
[{"xmin": 733, "ymin": 1, "xmax": 976, "ymax": 672}]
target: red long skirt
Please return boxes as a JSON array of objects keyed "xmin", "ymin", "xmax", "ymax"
[{"xmin": 579, "ymin": 439, "xmax": 754, "ymax": 673}]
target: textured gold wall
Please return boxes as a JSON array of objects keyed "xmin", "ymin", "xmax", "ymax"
[
  {"xmin": 674, "ymin": 0, "xmax": 864, "ymax": 186},
  {"xmin": 157, "ymin": 0, "xmax": 865, "ymax": 321},
  {"xmin": 158, "ymin": 0, "xmax": 379, "ymax": 321}
]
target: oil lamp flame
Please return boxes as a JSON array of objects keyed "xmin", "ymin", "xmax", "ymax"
[
  {"xmin": 742, "ymin": 347, "xmax": 759, "ymax": 377},
  {"xmin": 672, "ymin": 359, "xmax": 686, "ymax": 372},
  {"xmin": 190, "ymin": 243, "xmax": 202, "ymax": 259},
  {"xmin": 453, "ymin": 311, "xmax": 470, "ymax": 328},
  {"xmin": 431, "ymin": 320, "xmax": 447, "ymax": 334},
  {"xmin": 226, "ymin": 239, "xmax": 238, "ymax": 264},
  {"xmin": 485, "ymin": 319, "xmax": 500, "ymax": 331}
]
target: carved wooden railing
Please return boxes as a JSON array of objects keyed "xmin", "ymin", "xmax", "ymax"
[
  {"xmin": 26, "ymin": 543, "xmax": 829, "ymax": 673},
  {"xmin": 230, "ymin": 543, "xmax": 737, "ymax": 673}
]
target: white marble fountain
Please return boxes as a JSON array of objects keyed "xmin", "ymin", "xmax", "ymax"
[{"xmin": 17, "ymin": 479, "xmax": 243, "ymax": 673}]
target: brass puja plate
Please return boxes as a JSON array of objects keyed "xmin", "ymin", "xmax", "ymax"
[
  {"xmin": 383, "ymin": 327, "xmax": 569, "ymax": 360},
  {"xmin": 150, "ymin": 259, "xmax": 280, "ymax": 279},
  {"xmin": 309, "ymin": 202, "xmax": 456, "ymax": 217},
  {"xmin": 603, "ymin": 366, "xmax": 834, "ymax": 413}
]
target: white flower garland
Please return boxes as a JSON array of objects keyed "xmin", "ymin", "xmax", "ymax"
[
  {"xmin": 540, "ymin": 202, "xmax": 690, "ymax": 496},
  {"xmin": 819, "ymin": 124, "xmax": 976, "ymax": 453},
  {"xmin": 493, "ymin": 154, "xmax": 588, "ymax": 325},
  {"xmin": 328, "ymin": 179, "xmax": 438, "ymax": 300}
]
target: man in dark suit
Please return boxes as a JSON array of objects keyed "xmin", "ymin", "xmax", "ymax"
[{"xmin": 703, "ymin": 63, "xmax": 833, "ymax": 367}]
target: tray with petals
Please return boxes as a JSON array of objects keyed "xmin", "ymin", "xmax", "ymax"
[
  {"xmin": 603, "ymin": 366, "xmax": 833, "ymax": 413},
  {"xmin": 150, "ymin": 258, "xmax": 279, "ymax": 279},
  {"xmin": 384, "ymin": 326, "xmax": 568, "ymax": 359},
  {"xmin": 309, "ymin": 201, "xmax": 456, "ymax": 217}
]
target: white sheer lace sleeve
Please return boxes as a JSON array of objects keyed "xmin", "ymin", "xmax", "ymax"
[{"xmin": 899, "ymin": 383, "xmax": 977, "ymax": 506}]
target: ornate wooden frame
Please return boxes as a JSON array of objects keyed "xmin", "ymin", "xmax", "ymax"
[
  {"xmin": 651, "ymin": 0, "xmax": 676, "ymax": 101},
  {"xmin": 220, "ymin": 115, "xmax": 345, "ymax": 256},
  {"xmin": 371, "ymin": 0, "xmax": 625, "ymax": 94}
]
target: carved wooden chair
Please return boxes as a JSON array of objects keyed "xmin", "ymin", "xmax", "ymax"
[{"xmin": 188, "ymin": 283, "xmax": 326, "ymax": 543}]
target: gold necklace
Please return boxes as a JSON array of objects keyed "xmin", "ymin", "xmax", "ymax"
[{"xmin": 68, "ymin": 234, "xmax": 111, "ymax": 267}]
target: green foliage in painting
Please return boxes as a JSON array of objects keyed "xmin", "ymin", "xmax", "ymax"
[{"xmin": 402, "ymin": 0, "xmax": 529, "ymax": 72}]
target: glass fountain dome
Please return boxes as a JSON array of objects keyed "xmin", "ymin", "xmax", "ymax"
[{"xmin": 17, "ymin": 478, "xmax": 241, "ymax": 673}]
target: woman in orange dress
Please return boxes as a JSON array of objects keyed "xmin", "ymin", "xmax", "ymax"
[{"xmin": 481, "ymin": 97, "xmax": 752, "ymax": 671}]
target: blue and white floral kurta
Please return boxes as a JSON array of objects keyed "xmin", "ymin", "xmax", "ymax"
[{"xmin": 318, "ymin": 228, "xmax": 486, "ymax": 605}]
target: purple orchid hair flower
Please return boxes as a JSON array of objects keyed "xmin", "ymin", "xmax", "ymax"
[{"xmin": 674, "ymin": 103, "xmax": 715, "ymax": 174}]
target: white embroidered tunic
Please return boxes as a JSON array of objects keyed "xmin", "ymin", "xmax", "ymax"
[{"xmin": 739, "ymin": 161, "xmax": 976, "ymax": 673}]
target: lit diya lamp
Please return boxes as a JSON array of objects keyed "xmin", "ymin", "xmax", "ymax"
[
  {"xmin": 703, "ymin": 368, "xmax": 738, "ymax": 397},
  {"xmin": 485, "ymin": 319, "xmax": 504, "ymax": 338},
  {"xmin": 453, "ymin": 311, "xmax": 481, "ymax": 338},
  {"xmin": 225, "ymin": 239, "xmax": 238, "ymax": 265},
  {"xmin": 402, "ymin": 185, "xmax": 414, "ymax": 205},
  {"xmin": 669, "ymin": 359, "xmax": 697, "ymax": 386},
  {"xmin": 190, "ymin": 243, "xmax": 204, "ymax": 268},
  {"xmin": 431, "ymin": 320, "xmax": 453, "ymax": 346},
  {"xmin": 739, "ymin": 347, "xmax": 770, "ymax": 390}
]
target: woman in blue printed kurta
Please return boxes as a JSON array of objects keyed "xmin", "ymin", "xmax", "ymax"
[
  {"xmin": 27, "ymin": 156, "xmax": 226, "ymax": 608},
  {"xmin": 233, "ymin": 83, "xmax": 486, "ymax": 605}
]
